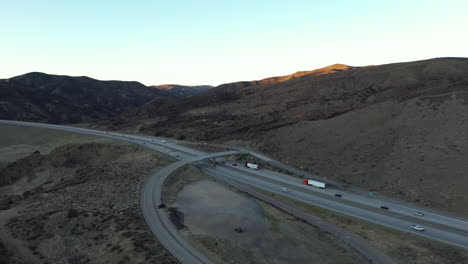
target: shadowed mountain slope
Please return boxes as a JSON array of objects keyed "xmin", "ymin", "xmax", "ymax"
[
  {"xmin": 0, "ymin": 72, "xmax": 167, "ymax": 124},
  {"xmin": 151, "ymin": 84, "xmax": 213, "ymax": 98},
  {"xmin": 109, "ymin": 58, "xmax": 468, "ymax": 141}
]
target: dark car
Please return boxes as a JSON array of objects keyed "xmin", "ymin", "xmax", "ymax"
[
  {"xmin": 380, "ymin": 206, "xmax": 389, "ymax": 210},
  {"xmin": 232, "ymin": 163, "xmax": 237, "ymax": 166},
  {"xmin": 334, "ymin": 194, "xmax": 342, "ymax": 198}
]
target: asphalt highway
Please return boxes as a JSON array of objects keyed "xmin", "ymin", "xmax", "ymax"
[
  {"xmin": 218, "ymin": 160, "xmax": 468, "ymax": 234},
  {"xmin": 199, "ymin": 164, "xmax": 468, "ymax": 249}
]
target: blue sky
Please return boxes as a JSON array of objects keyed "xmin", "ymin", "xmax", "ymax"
[{"xmin": 1, "ymin": 0, "xmax": 467, "ymax": 86}]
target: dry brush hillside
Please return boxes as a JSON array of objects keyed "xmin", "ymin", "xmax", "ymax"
[{"xmin": 0, "ymin": 126, "xmax": 178, "ymax": 263}]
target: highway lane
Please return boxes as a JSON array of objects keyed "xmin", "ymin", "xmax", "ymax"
[
  {"xmin": 141, "ymin": 160, "xmax": 212, "ymax": 264},
  {"xmin": 199, "ymin": 164, "xmax": 468, "ymax": 249},
  {"xmin": 2, "ymin": 120, "xmax": 467, "ymax": 250},
  {"xmin": 218, "ymin": 161, "xmax": 468, "ymax": 234},
  {"xmin": 0, "ymin": 120, "xmax": 194, "ymax": 160},
  {"xmin": 233, "ymin": 148, "xmax": 468, "ymax": 227}
]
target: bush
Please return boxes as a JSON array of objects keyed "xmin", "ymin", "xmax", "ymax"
[{"xmin": 67, "ymin": 209, "xmax": 79, "ymax": 218}]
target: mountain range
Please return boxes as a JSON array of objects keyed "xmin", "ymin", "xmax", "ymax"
[
  {"xmin": 1, "ymin": 58, "xmax": 468, "ymax": 215},
  {"xmin": 0, "ymin": 72, "xmax": 211, "ymax": 124}
]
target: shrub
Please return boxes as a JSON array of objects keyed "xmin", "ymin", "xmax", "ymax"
[{"xmin": 67, "ymin": 209, "xmax": 79, "ymax": 218}]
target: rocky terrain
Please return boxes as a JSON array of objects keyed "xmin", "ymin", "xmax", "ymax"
[
  {"xmin": 0, "ymin": 126, "xmax": 177, "ymax": 263},
  {"xmin": 102, "ymin": 57, "xmax": 468, "ymax": 216},
  {"xmin": 151, "ymin": 84, "xmax": 213, "ymax": 98},
  {"xmin": 0, "ymin": 72, "xmax": 167, "ymax": 124}
]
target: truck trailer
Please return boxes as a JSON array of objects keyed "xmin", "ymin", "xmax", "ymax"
[
  {"xmin": 303, "ymin": 179, "xmax": 326, "ymax": 189},
  {"xmin": 245, "ymin": 162, "xmax": 259, "ymax": 170}
]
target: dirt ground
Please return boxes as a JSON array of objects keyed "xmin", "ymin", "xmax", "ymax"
[
  {"xmin": 0, "ymin": 124, "xmax": 113, "ymax": 168},
  {"xmin": 0, "ymin": 125, "xmax": 178, "ymax": 264},
  {"xmin": 166, "ymin": 168, "xmax": 365, "ymax": 264}
]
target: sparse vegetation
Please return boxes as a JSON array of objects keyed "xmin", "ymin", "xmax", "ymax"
[
  {"xmin": 257, "ymin": 189, "xmax": 468, "ymax": 264},
  {"xmin": 0, "ymin": 126, "xmax": 177, "ymax": 263}
]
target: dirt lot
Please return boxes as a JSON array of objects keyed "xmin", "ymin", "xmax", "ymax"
[
  {"xmin": 0, "ymin": 125, "xmax": 178, "ymax": 264},
  {"xmin": 164, "ymin": 166, "xmax": 365, "ymax": 264}
]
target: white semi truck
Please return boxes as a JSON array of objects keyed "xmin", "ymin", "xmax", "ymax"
[
  {"xmin": 303, "ymin": 179, "xmax": 326, "ymax": 189},
  {"xmin": 245, "ymin": 162, "xmax": 259, "ymax": 170}
]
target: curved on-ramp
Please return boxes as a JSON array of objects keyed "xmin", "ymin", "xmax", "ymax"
[
  {"xmin": 0, "ymin": 120, "xmax": 241, "ymax": 264},
  {"xmin": 140, "ymin": 151, "xmax": 243, "ymax": 264}
]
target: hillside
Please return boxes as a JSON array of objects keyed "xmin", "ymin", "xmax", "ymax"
[
  {"xmin": 151, "ymin": 84, "xmax": 213, "ymax": 98},
  {"xmin": 0, "ymin": 125, "xmax": 177, "ymax": 263},
  {"xmin": 104, "ymin": 63, "xmax": 362, "ymax": 132},
  {"xmin": 104, "ymin": 58, "xmax": 468, "ymax": 216},
  {"xmin": 0, "ymin": 72, "xmax": 167, "ymax": 124},
  {"xmin": 205, "ymin": 64, "xmax": 357, "ymax": 98},
  {"xmin": 108, "ymin": 58, "xmax": 468, "ymax": 140}
]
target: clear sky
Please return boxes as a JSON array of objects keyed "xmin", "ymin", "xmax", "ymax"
[{"xmin": 1, "ymin": 0, "xmax": 467, "ymax": 86}]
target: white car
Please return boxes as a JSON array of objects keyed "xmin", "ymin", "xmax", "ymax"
[
  {"xmin": 282, "ymin": 187, "xmax": 288, "ymax": 192},
  {"xmin": 410, "ymin": 224, "xmax": 424, "ymax": 231},
  {"xmin": 161, "ymin": 140, "xmax": 166, "ymax": 143},
  {"xmin": 414, "ymin": 212, "xmax": 424, "ymax": 217}
]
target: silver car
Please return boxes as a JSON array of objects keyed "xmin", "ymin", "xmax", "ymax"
[{"xmin": 410, "ymin": 224, "xmax": 424, "ymax": 231}]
